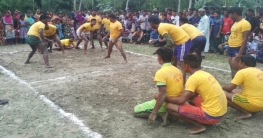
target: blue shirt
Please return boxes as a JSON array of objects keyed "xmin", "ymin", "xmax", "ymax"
[
  {"xmin": 151, "ymin": 30, "xmax": 159, "ymax": 40},
  {"xmin": 212, "ymin": 18, "xmax": 223, "ymax": 36},
  {"xmin": 162, "ymin": 18, "xmax": 169, "ymax": 23},
  {"xmin": 189, "ymin": 16, "xmax": 201, "ymax": 25}
]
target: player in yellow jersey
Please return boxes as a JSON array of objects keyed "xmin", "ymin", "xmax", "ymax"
[
  {"xmin": 134, "ymin": 47, "xmax": 183, "ymax": 126},
  {"xmin": 148, "ymin": 15, "xmax": 191, "ymax": 84},
  {"xmin": 43, "ymin": 17, "xmax": 65, "ymax": 55},
  {"xmin": 25, "ymin": 15, "xmax": 53, "ymax": 68},
  {"xmin": 179, "ymin": 18, "xmax": 206, "ymax": 66},
  {"xmin": 54, "ymin": 38, "xmax": 75, "ymax": 50},
  {"xmin": 223, "ymin": 55, "xmax": 263, "ymax": 119},
  {"xmin": 87, "ymin": 10, "xmax": 103, "ymax": 49},
  {"xmin": 227, "ymin": 7, "xmax": 251, "ymax": 78},
  {"xmin": 101, "ymin": 13, "xmax": 110, "ymax": 48},
  {"xmin": 166, "ymin": 54, "xmax": 227, "ymax": 134},
  {"xmin": 102, "ymin": 14, "xmax": 127, "ymax": 63},
  {"xmin": 76, "ymin": 19, "xmax": 96, "ymax": 54}
]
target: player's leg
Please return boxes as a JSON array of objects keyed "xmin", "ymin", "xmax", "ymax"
[
  {"xmin": 115, "ymin": 38, "xmax": 127, "ymax": 63},
  {"xmin": 36, "ymin": 42, "xmax": 52, "ymax": 68},
  {"xmin": 177, "ymin": 40, "xmax": 191, "ymax": 84},
  {"xmin": 166, "ymin": 103, "xmax": 206, "ymax": 134},
  {"xmin": 196, "ymin": 36, "xmax": 207, "ymax": 67},
  {"xmin": 227, "ymin": 47, "xmax": 240, "ymax": 78},
  {"xmin": 171, "ymin": 46, "xmax": 177, "ymax": 67},
  {"xmin": 25, "ymin": 44, "xmax": 37, "ymax": 64},
  {"xmin": 104, "ymin": 39, "xmax": 114, "ymax": 58},
  {"xmin": 25, "ymin": 36, "xmax": 41, "ymax": 64},
  {"xmin": 103, "ymin": 31, "xmax": 109, "ymax": 48},
  {"xmin": 97, "ymin": 30, "xmax": 103, "ymax": 48},
  {"xmin": 81, "ymin": 35, "xmax": 89, "ymax": 54},
  {"xmin": 224, "ymin": 91, "xmax": 252, "ymax": 119}
]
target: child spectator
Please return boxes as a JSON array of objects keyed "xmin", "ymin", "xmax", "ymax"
[
  {"xmin": 55, "ymin": 19, "xmax": 64, "ymax": 39},
  {"xmin": 18, "ymin": 15, "xmax": 28, "ymax": 44}
]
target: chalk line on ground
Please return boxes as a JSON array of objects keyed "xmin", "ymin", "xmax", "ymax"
[
  {"xmin": 0, "ymin": 65, "xmax": 102, "ymax": 138},
  {"xmin": 125, "ymin": 51, "xmax": 231, "ymax": 73}
]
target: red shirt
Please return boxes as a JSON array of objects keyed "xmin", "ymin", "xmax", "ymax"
[{"xmin": 222, "ymin": 17, "xmax": 234, "ymax": 34}]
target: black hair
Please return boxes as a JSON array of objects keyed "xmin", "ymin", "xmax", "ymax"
[
  {"xmin": 214, "ymin": 11, "xmax": 220, "ymax": 14},
  {"xmin": 228, "ymin": 7, "xmax": 243, "ymax": 16},
  {"xmin": 241, "ymin": 55, "xmax": 256, "ymax": 67},
  {"xmin": 179, "ymin": 18, "xmax": 188, "ymax": 23},
  {"xmin": 189, "ymin": 8, "xmax": 195, "ymax": 11},
  {"xmin": 161, "ymin": 12, "xmax": 167, "ymax": 17},
  {"xmin": 20, "ymin": 15, "xmax": 25, "ymax": 18},
  {"xmin": 108, "ymin": 14, "xmax": 116, "ymax": 19},
  {"xmin": 39, "ymin": 15, "xmax": 49, "ymax": 20},
  {"xmin": 156, "ymin": 47, "xmax": 173, "ymax": 63},
  {"xmin": 247, "ymin": 9, "xmax": 254, "ymax": 13},
  {"xmin": 183, "ymin": 54, "xmax": 200, "ymax": 69},
  {"xmin": 91, "ymin": 19, "xmax": 97, "ymax": 22},
  {"xmin": 210, "ymin": 7, "xmax": 215, "ymax": 11},
  {"xmin": 148, "ymin": 15, "xmax": 160, "ymax": 24}
]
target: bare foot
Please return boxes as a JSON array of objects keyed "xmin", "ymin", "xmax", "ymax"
[
  {"xmin": 124, "ymin": 60, "xmax": 128, "ymax": 64},
  {"xmin": 161, "ymin": 112, "xmax": 170, "ymax": 127},
  {"xmin": 90, "ymin": 47, "xmax": 95, "ymax": 49},
  {"xmin": 84, "ymin": 50, "xmax": 88, "ymax": 54},
  {"xmin": 236, "ymin": 112, "xmax": 252, "ymax": 119},
  {"xmin": 188, "ymin": 125, "xmax": 206, "ymax": 134},
  {"xmin": 25, "ymin": 61, "xmax": 30, "ymax": 64},
  {"xmin": 104, "ymin": 56, "xmax": 110, "ymax": 59},
  {"xmin": 45, "ymin": 65, "xmax": 54, "ymax": 68},
  {"xmin": 75, "ymin": 47, "xmax": 80, "ymax": 49}
]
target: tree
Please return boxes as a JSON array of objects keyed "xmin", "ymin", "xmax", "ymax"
[{"xmin": 189, "ymin": 0, "xmax": 193, "ymax": 9}]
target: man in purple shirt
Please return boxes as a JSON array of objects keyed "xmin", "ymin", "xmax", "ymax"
[{"xmin": 189, "ymin": 9, "xmax": 200, "ymax": 26}]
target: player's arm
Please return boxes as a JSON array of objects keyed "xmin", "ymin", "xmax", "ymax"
[
  {"xmin": 166, "ymin": 90, "xmax": 197, "ymax": 105},
  {"xmin": 78, "ymin": 27, "xmax": 85, "ymax": 38},
  {"xmin": 149, "ymin": 86, "xmax": 166, "ymax": 122},
  {"xmin": 237, "ymin": 30, "xmax": 250, "ymax": 59},
  {"xmin": 162, "ymin": 33, "xmax": 174, "ymax": 48},
  {"xmin": 39, "ymin": 28, "xmax": 46, "ymax": 43},
  {"xmin": 222, "ymin": 83, "xmax": 238, "ymax": 93}
]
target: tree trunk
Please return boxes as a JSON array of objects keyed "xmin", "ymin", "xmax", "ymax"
[
  {"xmin": 178, "ymin": 0, "xmax": 181, "ymax": 12},
  {"xmin": 73, "ymin": 0, "xmax": 77, "ymax": 11},
  {"xmin": 125, "ymin": 0, "xmax": 130, "ymax": 11},
  {"xmin": 78, "ymin": 0, "xmax": 82, "ymax": 11},
  {"xmin": 188, "ymin": 0, "xmax": 192, "ymax": 9}
]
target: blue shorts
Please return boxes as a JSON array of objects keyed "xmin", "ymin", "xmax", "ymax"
[
  {"xmin": 227, "ymin": 47, "xmax": 240, "ymax": 57},
  {"xmin": 190, "ymin": 36, "xmax": 206, "ymax": 52},
  {"xmin": 173, "ymin": 39, "xmax": 192, "ymax": 61}
]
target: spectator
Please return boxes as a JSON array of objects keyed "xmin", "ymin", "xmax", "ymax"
[
  {"xmin": 130, "ymin": 27, "xmax": 144, "ymax": 44},
  {"xmin": 210, "ymin": 11, "xmax": 223, "ymax": 54},
  {"xmin": 0, "ymin": 12, "xmax": 5, "ymax": 45},
  {"xmin": 258, "ymin": 11, "xmax": 263, "ymax": 31},
  {"xmin": 254, "ymin": 29, "xmax": 263, "ymax": 51},
  {"xmin": 3, "ymin": 10, "xmax": 15, "ymax": 45},
  {"xmin": 220, "ymin": 7, "xmax": 225, "ymax": 18},
  {"xmin": 171, "ymin": 10, "xmax": 180, "ymax": 26},
  {"xmin": 189, "ymin": 9, "xmax": 200, "ymax": 26},
  {"xmin": 138, "ymin": 11, "xmax": 147, "ymax": 33},
  {"xmin": 187, "ymin": 8, "xmax": 194, "ymax": 20},
  {"xmin": 197, "ymin": 8, "xmax": 210, "ymax": 54},
  {"xmin": 75, "ymin": 11, "xmax": 85, "ymax": 28},
  {"xmin": 18, "ymin": 15, "xmax": 28, "ymax": 44},
  {"xmin": 218, "ymin": 32, "xmax": 230, "ymax": 55},
  {"xmin": 149, "ymin": 29, "xmax": 166, "ymax": 46},
  {"xmin": 178, "ymin": 12, "xmax": 183, "ymax": 18},
  {"xmin": 222, "ymin": 9, "xmax": 234, "ymax": 42},
  {"xmin": 63, "ymin": 14, "xmax": 73, "ymax": 39},
  {"xmin": 245, "ymin": 9, "xmax": 259, "ymax": 36},
  {"xmin": 160, "ymin": 12, "xmax": 169, "ymax": 23},
  {"xmin": 13, "ymin": 14, "xmax": 19, "ymax": 44},
  {"xmin": 55, "ymin": 19, "xmax": 64, "ymax": 39},
  {"xmin": 183, "ymin": 9, "xmax": 187, "ymax": 18},
  {"xmin": 25, "ymin": 10, "xmax": 34, "ymax": 30},
  {"xmin": 167, "ymin": 9, "xmax": 172, "ymax": 21},
  {"xmin": 34, "ymin": 9, "xmax": 41, "ymax": 21},
  {"xmin": 246, "ymin": 37, "xmax": 258, "ymax": 59}
]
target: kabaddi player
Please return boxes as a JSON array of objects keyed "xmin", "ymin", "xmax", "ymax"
[
  {"xmin": 102, "ymin": 14, "xmax": 127, "ymax": 63},
  {"xmin": 166, "ymin": 54, "xmax": 227, "ymax": 134},
  {"xmin": 148, "ymin": 15, "xmax": 191, "ymax": 83},
  {"xmin": 25, "ymin": 15, "xmax": 53, "ymax": 68},
  {"xmin": 227, "ymin": 7, "xmax": 251, "ymax": 78},
  {"xmin": 75, "ymin": 19, "xmax": 96, "ymax": 54},
  {"xmin": 134, "ymin": 47, "xmax": 183, "ymax": 126},
  {"xmin": 101, "ymin": 13, "xmax": 110, "ymax": 48},
  {"xmin": 179, "ymin": 18, "xmax": 206, "ymax": 66},
  {"xmin": 54, "ymin": 38, "xmax": 75, "ymax": 50},
  {"xmin": 223, "ymin": 55, "xmax": 263, "ymax": 119}
]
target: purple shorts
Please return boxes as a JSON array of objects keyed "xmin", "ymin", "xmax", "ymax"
[{"xmin": 173, "ymin": 39, "xmax": 192, "ymax": 61}]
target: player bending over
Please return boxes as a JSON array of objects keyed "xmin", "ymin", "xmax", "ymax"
[
  {"xmin": 133, "ymin": 47, "xmax": 183, "ymax": 126},
  {"xmin": 165, "ymin": 54, "xmax": 227, "ymax": 134},
  {"xmin": 54, "ymin": 38, "xmax": 76, "ymax": 50},
  {"xmin": 223, "ymin": 55, "xmax": 263, "ymax": 119}
]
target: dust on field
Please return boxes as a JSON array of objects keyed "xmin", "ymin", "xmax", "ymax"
[{"xmin": 0, "ymin": 44, "xmax": 263, "ymax": 138}]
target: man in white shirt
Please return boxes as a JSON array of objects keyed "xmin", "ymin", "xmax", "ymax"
[
  {"xmin": 197, "ymin": 8, "xmax": 210, "ymax": 55},
  {"xmin": 171, "ymin": 10, "xmax": 180, "ymax": 26},
  {"xmin": 139, "ymin": 11, "xmax": 147, "ymax": 31}
]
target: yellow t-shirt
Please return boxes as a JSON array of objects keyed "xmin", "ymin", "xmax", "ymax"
[
  {"xmin": 102, "ymin": 18, "xmax": 110, "ymax": 31},
  {"xmin": 154, "ymin": 63, "xmax": 183, "ymax": 98},
  {"xmin": 180, "ymin": 23, "xmax": 203, "ymax": 40},
  {"xmin": 158, "ymin": 23, "xmax": 190, "ymax": 45},
  {"xmin": 110, "ymin": 21, "xmax": 123, "ymax": 39},
  {"xmin": 27, "ymin": 21, "xmax": 46, "ymax": 39},
  {"xmin": 61, "ymin": 39, "xmax": 75, "ymax": 47},
  {"xmin": 228, "ymin": 19, "xmax": 251, "ymax": 47},
  {"xmin": 185, "ymin": 70, "xmax": 227, "ymax": 117},
  {"xmin": 231, "ymin": 67, "xmax": 263, "ymax": 107},
  {"xmin": 87, "ymin": 15, "xmax": 101, "ymax": 30},
  {"xmin": 44, "ymin": 24, "xmax": 57, "ymax": 36},
  {"xmin": 77, "ymin": 23, "xmax": 94, "ymax": 33}
]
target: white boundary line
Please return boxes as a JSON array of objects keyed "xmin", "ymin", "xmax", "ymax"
[
  {"xmin": 126, "ymin": 51, "xmax": 231, "ymax": 73},
  {"xmin": 0, "ymin": 65, "xmax": 102, "ymax": 138}
]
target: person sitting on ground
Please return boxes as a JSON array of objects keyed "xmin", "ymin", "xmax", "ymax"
[
  {"xmin": 134, "ymin": 47, "xmax": 183, "ymax": 126},
  {"xmin": 218, "ymin": 32, "xmax": 230, "ymax": 55},
  {"xmin": 130, "ymin": 26, "xmax": 144, "ymax": 44},
  {"xmin": 246, "ymin": 37, "xmax": 258, "ymax": 59},
  {"xmin": 149, "ymin": 29, "xmax": 166, "ymax": 46},
  {"xmin": 165, "ymin": 54, "xmax": 227, "ymax": 134},
  {"xmin": 55, "ymin": 37, "xmax": 75, "ymax": 50},
  {"xmin": 223, "ymin": 55, "xmax": 263, "ymax": 119}
]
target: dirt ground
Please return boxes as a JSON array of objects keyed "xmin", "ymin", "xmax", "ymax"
[{"xmin": 0, "ymin": 44, "xmax": 263, "ymax": 138}]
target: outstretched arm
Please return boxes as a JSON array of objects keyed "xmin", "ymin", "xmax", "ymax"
[{"xmin": 162, "ymin": 33, "xmax": 174, "ymax": 48}]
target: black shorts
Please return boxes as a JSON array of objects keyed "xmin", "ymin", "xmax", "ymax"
[{"xmin": 190, "ymin": 36, "xmax": 206, "ymax": 52}]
